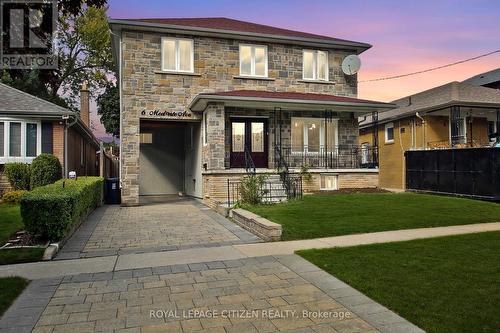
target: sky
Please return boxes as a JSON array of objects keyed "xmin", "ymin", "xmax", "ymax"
[{"xmin": 92, "ymin": 0, "xmax": 500, "ymax": 137}]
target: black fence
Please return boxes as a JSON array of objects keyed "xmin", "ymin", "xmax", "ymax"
[
  {"xmin": 281, "ymin": 145, "xmax": 378, "ymax": 169},
  {"xmin": 226, "ymin": 175, "xmax": 302, "ymax": 207},
  {"xmin": 405, "ymin": 148, "xmax": 500, "ymax": 201}
]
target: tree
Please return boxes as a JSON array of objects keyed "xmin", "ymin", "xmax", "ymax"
[
  {"xmin": 97, "ymin": 82, "xmax": 119, "ymax": 137},
  {"xmin": 2, "ymin": 2, "xmax": 113, "ymax": 110}
]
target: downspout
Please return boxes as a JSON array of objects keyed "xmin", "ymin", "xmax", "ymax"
[
  {"xmin": 398, "ymin": 120, "xmax": 405, "ymax": 189},
  {"xmin": 118, "ymin": 34, "xmax": 123, "ymax": 186},
  {"xmin": 416, "ymin": 112, "xmax": 426, "ymax": 148},
  {"xmin": 63, "ymin": 115, "xmax": 78, "ymax": 178}
]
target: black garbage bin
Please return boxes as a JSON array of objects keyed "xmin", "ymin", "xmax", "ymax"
[{"xmin": 105, "ymin": 178, "xmax": 121, "ymax": 204}]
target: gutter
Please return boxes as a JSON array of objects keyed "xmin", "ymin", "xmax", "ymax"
[
  {"xmin": 189, "ymin": 94, "xmax": 395, "ymax": 112},
  {"xmin": 108, "ymin": 19, "xmax": 372, "ymax": 53}
]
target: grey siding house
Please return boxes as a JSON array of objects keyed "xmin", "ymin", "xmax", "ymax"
[{"xmin": 109, "ymin": 17, "xmax": 392, "ymax": 206}]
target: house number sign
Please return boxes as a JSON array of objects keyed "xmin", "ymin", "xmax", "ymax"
[{"xmin": 141, "ymin": 109, "xmax": 193, "ymax": 118}]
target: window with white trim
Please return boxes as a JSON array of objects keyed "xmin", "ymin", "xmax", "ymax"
[
  {"xmin": 161, "ymin": 37, "xmax": 194, "ymax": 73},
  {"xmin": 239, "ymin": 44, "xmax": 268, "ymax": 77},
  {"xmin": 385, "ymin": 122, "xmax": 394, "ymax": 143},
  {"xmin": 320, "ymin": 174, "xmax": 338, "ymax": 190},
  {"xmin": 291, "ymin": 117, "xmax": 337, "ymax": 153},
  {"xmin": 0, "ymin": 119, "xmax": 41, "ymax": 162},
  {"xmin": 303, "ymin": 50, "xmax": 328, "ymax": 81}
]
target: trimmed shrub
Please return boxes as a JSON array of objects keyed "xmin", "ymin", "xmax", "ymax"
[
  {"xmin": 4, "ymin": 163, "xmax": 31, "ymax": 190},
  {"xmin": 2, "ymin": 190, "xmax": 28, "ymax": 203},
  {"xmin": 21, "ymin": 177, "xmax": 103, "ymax": 240},
  {"xmin": 30, "ymin": 154, "xmax": 62, "ymax": 188}
]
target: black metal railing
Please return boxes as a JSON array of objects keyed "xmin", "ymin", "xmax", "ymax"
[
  {"xmin": 225, "ymin": 175, "xmax": 302, "ymax": 207},
  {"xmin": 281, "ymin": 145, "xmax": 378, "ymax": 169},
  {"xmin": 274, "ymin": 145, "xmax": 303, "ymax": 200},
  {"xmin": 244, "ymin": 146, "xmax": 256, "ymax": 174}
]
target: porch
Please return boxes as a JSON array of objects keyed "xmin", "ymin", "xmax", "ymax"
[
  {"xmin": 426, "ymin": 106, "xmax": 500, "ymax": 149},
  {"xmin": 191, "ymin": 90, "xmax": 393, "ymax": 206}
]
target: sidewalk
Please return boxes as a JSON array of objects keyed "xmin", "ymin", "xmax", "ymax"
[{"xmin": 2, "ymin": 222, "xmax": 499, "ymax": 280}]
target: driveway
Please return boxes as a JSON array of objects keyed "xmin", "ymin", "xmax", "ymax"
[{"xmin": 56, "ymin": 199, "xmax": 261, "ymax": 259}]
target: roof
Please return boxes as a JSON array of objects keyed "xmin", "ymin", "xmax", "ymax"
[
  {"xmin": 189, "ymin": 90, "xmax": 394, "ymax": 113},
  {"xmin": 462, "ymin": 68, "xmax": 500, "ymax": 87},
  {"xmin": 0, "ymin": 83, "xmax": 100, "ymax": 148},
  {"xmin": 0, "ymin": 82, "xmax": 74, "ymax": 116},
  {"xmin": 360, "ymin": 81, "xmax": 500, "ymax": 127},
  {"xmin": 109, "ymin": 17, "xmax": 371, "ymax": 53}
]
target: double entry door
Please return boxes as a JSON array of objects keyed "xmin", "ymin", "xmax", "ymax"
[{"xmin": 230, "ymin": 118, "xmax": 268, "ymax": 168}]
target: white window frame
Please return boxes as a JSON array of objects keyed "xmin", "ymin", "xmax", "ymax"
[
  {"xmin": 161, "ymin": 37, "xmax": 194, "ymax": 73},
  {"xmin": 202, "ymin": 111, "xmax": 208, "ymax": 146},
  {"xmin": 320, "ymin": 174, "xmax": 338, "ymax": 191},
  {"xmin": 302, "ymin": 49, "xmax": 329, "ymax": 81},
  {"xmin": 385, "ymin": 122, "xmax": 394, "ymax": 144},
  {"xmin": 0, "ymin": 118, "xmax": 42, "ymax": 164},
  {"xmin": 291, "ymin": 117, "xmax": 338, "ymax": 154},
  {"xmin": 239, "ymin": 44, "xmax": 268, "ymax": 78}
]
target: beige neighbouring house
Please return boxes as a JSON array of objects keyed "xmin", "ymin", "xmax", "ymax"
[
  {"xmin": 109, "ymin": 17, "xmax": 393, "ymax": 206},
  {"xmin": 359, "ymin": 81, "xmax": 500, "ymax": 190}
]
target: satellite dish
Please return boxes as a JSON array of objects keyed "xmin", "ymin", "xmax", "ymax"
[{"xmin": 342, "ymin": 55, "xmax": 361, "ymax": 75}]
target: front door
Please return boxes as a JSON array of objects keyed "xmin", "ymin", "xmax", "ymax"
[{"xmin": 230, "ymin": 118, "xmax": 268, "ymax": 168}]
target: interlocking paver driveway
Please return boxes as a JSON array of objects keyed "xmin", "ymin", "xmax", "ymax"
[
  {"xmin": 57, "ymin": 199, "xmax": 260, "ymax": 259},
  {"xmin": 31, "ymin": 257, "xmax": 380, "ymax": 333}
]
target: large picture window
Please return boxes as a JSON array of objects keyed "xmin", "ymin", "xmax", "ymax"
[
  {"xmin": 161, "ymin": 37, "xmax": 194, "ymax": 73},
  {"xmin": 291, "ymin": 117, "xmax": 337, "ymax": 153},
  {"xmin": 303, "ymin": 50, "xmax": 328, "ymax": 81},
  {"xmin": 239, "ymin": 44, "xmax": 268, "ymax": 77},
  {"xmin": 0, "ymin": 119, "xmax": 41, "ymax": 163}
]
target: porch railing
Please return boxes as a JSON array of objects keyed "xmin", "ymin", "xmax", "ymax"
[
  {"xmin": 280, "ymin": 145, "xmax": 378, "ymax": 169},
  {"xmin": 244, "ymin": 145, "xmax": 256, "ymax": 174}
]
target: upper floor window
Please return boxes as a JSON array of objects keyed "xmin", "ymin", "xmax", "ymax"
[
  {"xmin": 385, "ymin": 122, "xmax": 394, "ymax": 143},
  {"xmin": 161, "ymin": 37, "xmax": 194, "ymax": 73},
  {"xmin": 239, "ymin": 44, "xmax": 268, "ymax": 77},
  {"xmin": 303, "ymin": 50, "xmax": 328, "ymax": 81},
  {"xmin": 0, "ymin": 119, "xmax": 41, "ymax": 163}
]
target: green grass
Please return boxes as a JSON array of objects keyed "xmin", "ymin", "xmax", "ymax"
[
  {"xmin": 0, "ymin": 277, "xmax": 30, "ymax": 316},
  {"xmin": 298, "ymin": 231, "xmax": 500, "ymax": 333},
  {"xmin": 245, "ymin": 193, "xmax": 500, "ymax": 240},
  {"xmin": 0, "ymin": 204, "xmax": 44, "ymax": 265}
]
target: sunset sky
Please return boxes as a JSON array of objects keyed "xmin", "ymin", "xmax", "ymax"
[{"xmin": 92, "ymin": 0, "xmax": 500, "ymax": 137}]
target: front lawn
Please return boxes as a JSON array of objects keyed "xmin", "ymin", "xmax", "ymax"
[
  {"xmin": 0, "ymin": 277, "xmax": 30, "ymax": 316},
  {"xmin": 298, "ymin": 231, "xmax": 500, "ymax": 333},
  {"xmin": 0, "ymin": 204, "xmax": 44, "ymax": 265},
  {"xmin": 246, "ymin": 193, "xmax": 500, "ymax": 240}
]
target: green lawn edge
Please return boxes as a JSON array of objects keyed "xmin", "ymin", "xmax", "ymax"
[
  {"xmin": 297, "ymin": 231, "xmax": 500, "ymax": 333},
  {"xmin": 245, "ymin": 193, "xmax": 500, "ymax": 240},
  {"xmin": 0, "ymin": 277, "xmax": 30, "ymax": 316}
]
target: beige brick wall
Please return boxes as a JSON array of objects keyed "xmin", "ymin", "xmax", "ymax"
[{"xmin": 202, "ymin": 170, "xmax": 378, "ymax": 206}]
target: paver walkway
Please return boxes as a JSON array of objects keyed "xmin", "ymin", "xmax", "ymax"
[
  {"xmin": 2, "ymin": 207, "xmax": 498, "ymax": 332},
  {"xmin": 57, "ymin": 199, "xmax": 260, "ymax": 259},
  {"xmin": 2, "ymin": 255, "xmax": 423, "ymax": 333}
]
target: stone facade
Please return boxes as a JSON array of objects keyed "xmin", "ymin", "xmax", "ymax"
[{"xmin": 120, "ymin": 30, "xmax": 361, "ymax": 205}]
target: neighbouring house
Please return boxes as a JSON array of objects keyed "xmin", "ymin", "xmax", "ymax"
[
  {"xmin": 0, "ymin": 82, "xmax": 101, "ymax": 194},
  {"xmin": 109, "ymin": 17, "xmax": 393, "ymax": 206},
  {"xmin": 359, "ymin": 81, "xmax": 500, "ymax": 190},
  {"xmin": 463, "ymin": 68, "xmax": 500, "ymax": 90}
]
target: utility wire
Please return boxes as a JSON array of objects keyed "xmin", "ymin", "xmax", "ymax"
[{"xmin": 359, "ymin": 49, "xmax": 500, "ymax": 83}]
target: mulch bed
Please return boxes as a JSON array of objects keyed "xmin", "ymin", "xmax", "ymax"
[
  {"xmin": 1, "ymin": 231, "xmax": 46, "ymax": 249},
  {"xmin": 311, "ymin": 188, "xmax": 392, "ymax": 195}
]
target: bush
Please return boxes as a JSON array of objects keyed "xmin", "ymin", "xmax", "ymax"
[
  {"xmin": 2, "ymin": 190, "xmax": 28, "ymax": 203},
  {"xmin": 21, "ymin": 177, "xmax": 103, "ymax": 240},
  {"xmin": 4, "ymin": 163, "xmax": 31, "ymax": 190},
  {"xmin": 240, "ymin": 174, "xmax": 268, "ymax": 205},
  {"xmin": 30, "ymin": 154, "xmax": 62, "ymax": 188}
]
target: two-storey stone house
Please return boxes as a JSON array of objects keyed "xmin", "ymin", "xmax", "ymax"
[{"xmin": 109, "ymin": 17, "xmax": 393, "ymax": 206}]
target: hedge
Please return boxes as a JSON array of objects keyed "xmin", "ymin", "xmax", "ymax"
[
  {"xmin": 30, "ymin": 154, "xmax": 62, "ymax": 189},
  {"xmin": 20, "ymin": 177, "xmax": 103, "ymax": 241},
  {"xmin": 4, "ymin": 163, "xmax": 31, "ymax": 190}
]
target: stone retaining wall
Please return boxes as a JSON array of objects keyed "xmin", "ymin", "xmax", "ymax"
[{"xmin": 231, "ymin": 208, "xmax": 282, "ymax": 241}]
